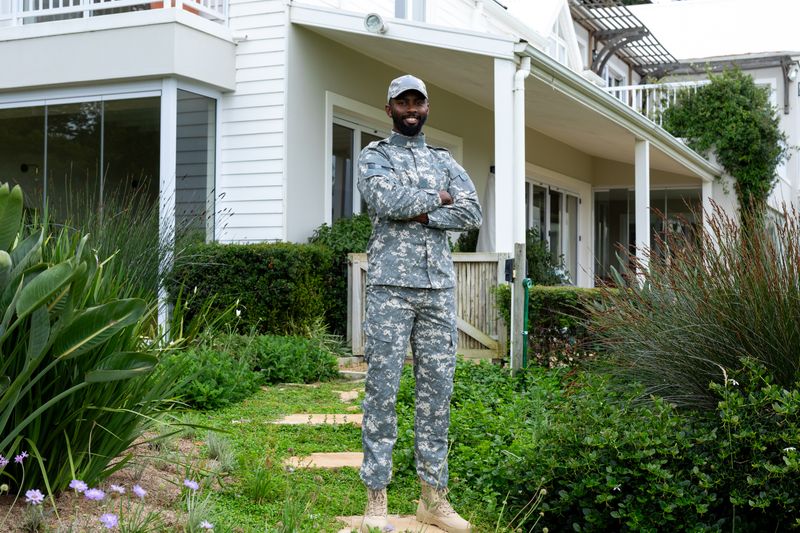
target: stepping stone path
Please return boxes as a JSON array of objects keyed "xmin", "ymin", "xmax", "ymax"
[{"xmin": 272, "ymin": 365, "xmax": 443, "ymax": 532}]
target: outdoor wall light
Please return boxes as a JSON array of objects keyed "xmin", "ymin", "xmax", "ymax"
[
  {"xmin": 364, "ymin": 13, "xmax": 388, "ymax": 34},
  {"xmin": 788, "ymin": 65, "xmax": 799, "ymax": 82}
]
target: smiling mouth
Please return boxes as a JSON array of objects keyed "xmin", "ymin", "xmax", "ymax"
[{"xmin": 404, "ymin": 116, "xmax": 419, "ymax": 125}]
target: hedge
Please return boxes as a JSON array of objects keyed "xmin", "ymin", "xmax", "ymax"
[{"xmin": 170, "ymin": 242, "xmax": 332, "ymax": 334}]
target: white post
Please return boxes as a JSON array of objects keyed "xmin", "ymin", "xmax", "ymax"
[
  {"xmin": 634, "ymin": 138, "xmax": 650, "ymax": 277},
  {"xmin": 158, "ymin": 79, "xmax": 178, "ymax": 333},
  {"xmin": 493, "ymin": 58, "xmax": 515, "ymax": 255},
  {"xmin": 702, "ymin": 179, "xmax": 713, "ymax": 236}
]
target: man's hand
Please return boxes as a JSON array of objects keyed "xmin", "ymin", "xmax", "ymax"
[
  {"xmin": 439, "ymin": 190, "xmax": 453, "ymax": 205},
  {"xmin": 410, "ymin": 213, "xmax": 429, "ymax": 224}
]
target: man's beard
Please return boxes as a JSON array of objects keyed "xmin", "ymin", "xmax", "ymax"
[{"xmin": 391, "ymin": 110, "xmax": 427, "ymax": 137}]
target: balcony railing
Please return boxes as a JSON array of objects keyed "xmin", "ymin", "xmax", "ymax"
[
  {"xmin": 0, "ymin": 0, "xmax": 227, "ymax": 27},
  {"xmin": 605, "ymin": 81, "xmax": 710, "ymax": 126}
]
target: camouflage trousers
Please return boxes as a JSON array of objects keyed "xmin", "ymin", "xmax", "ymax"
[{"xmin": 360, "ymin": 285, "xmax": 456, "ymax": 490}]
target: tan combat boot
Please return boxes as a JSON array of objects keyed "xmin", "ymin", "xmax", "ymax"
[
  {"xmin": 416, "ymin": 481, "xmax": 472, "ymax": 533},
  {"xmin": 360, "ymin": 487, "xmax": 390, "ymax": 532}
]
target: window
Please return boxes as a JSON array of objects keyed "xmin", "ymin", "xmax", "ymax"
[
  {"xmin": 604, "ymin": 65, "xmax": 628, "ymax": 101},
  {"xmin": 594, "ymin": 188, "xmax": 701, "ymax": 283},
  {"xmin": 0, "ymin": 96, "xmax": 160, "ymax": 220},
  {"xmin": 525, "ymin": 182, "xmax": 578, "ymax": 284},
  {"xmin": 395, "ymin": 0, "xmax": 426, "ymax": 22},
  {"xmin": 331, "ymin": 118, "xmax": 387, "ymax": 223},
  {"xmin": 547, "ymin": 21, "xmax": 568, "ymax": 66}
]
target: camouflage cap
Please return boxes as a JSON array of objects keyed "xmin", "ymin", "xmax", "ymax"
[{"xmin": 387, "ymin": 75, "xmax": 428, "ymax": 103}]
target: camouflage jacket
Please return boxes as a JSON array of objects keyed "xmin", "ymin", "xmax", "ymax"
[{"xmin": 357, "ymin": 131, "xmax": 482, "ymax": 289}]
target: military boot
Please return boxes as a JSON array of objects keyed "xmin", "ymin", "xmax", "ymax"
[
  {"xmin": 360, "ymin": 487, "xmax": 391, "ymax": 532},
  {"xmin": 416, "ymin": 480, "xmax": 472, "ymax": 533}
]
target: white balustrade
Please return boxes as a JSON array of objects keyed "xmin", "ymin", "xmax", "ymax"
[
  {"xmin": 0, "ymin": 0, "xmax": 227, "ymax": 26},
  {"xmin": 604, "ymin": 80, "xmax": 710, "ymax": 126}
]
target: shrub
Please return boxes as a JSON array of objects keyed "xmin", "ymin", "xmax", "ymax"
[
  {"xmin": 393, "ymin": 359, "xmax": 800, "ymax": 531},
  {"xmin": 589, "ymin": 205, "xmax": 800, "ymax": 409},
  {"xmin": 170, "ymin": 242, "xmax": 332, "ymax": 335},
  {"xmin": 0, "ymin": 183, "xmax": 181, "ymax": 492},
  {"xmin": 527, "ymin": 227, "xmax": 569, "ymax": 285},
  {"xmin": 247, "ymin": 335, "xmax": 339, "ymax": 384},
  {"xmin": 308, "ymin": 214, "xmax": 372, "ymax": 335},
  {"xmin": 161, "ymin": 344, "xmax": 259, "ymax": 410},
  {"xmin": 496, "ymin": 284, "xmax": 610, "ymax": 367}
]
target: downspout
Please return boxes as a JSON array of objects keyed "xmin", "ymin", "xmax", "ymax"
[
  {"xmin": 510, "ymin": 54, "xmax": 531, "ymax": 373},
  {"xmin": 513, "ymin": 55, "xmax": 531, "ymax": 245}
]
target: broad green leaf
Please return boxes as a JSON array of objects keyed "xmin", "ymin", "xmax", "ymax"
[
  {"xmin": 9, "ymin": 231, "xmax": 43, "ymax": 281},
  {"xmin": 52, "ymin": 299, "xmax": 145, "ymax": 360},
  {"xmin": 0, "ymin": 185, "xmax": 22, "ymax": 252},
  {"xmin": 85, "ymin": 352, "xmax": 157, "ymax": 383},
  {"xmin": 28, "ymin": 306, "xmax": 50, "ymax": 362},
  {"xmin": 0, "ymin": 250, "xmax": 11, "ymax": 294},
  {"xmin": 16, "ymin": 261, "xmax": 75, "ymax": 319}
]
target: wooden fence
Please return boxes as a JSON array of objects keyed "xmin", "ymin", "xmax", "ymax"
[{"xmin": 347, "ymin": 252, "xmax": 509, "ymax": 361}]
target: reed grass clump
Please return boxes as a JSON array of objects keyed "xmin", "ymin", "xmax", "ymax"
[{"xmin": 590, "ymin": 204, "xmax": 800, "ymax": 409}]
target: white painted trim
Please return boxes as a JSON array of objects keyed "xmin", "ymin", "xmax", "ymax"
[
  {"xmin": 158, "ymin": 78, "xmax": 178, "ymax": 330},
  {"xmin": 493, "ymin": 57, "xmax": 515, "ymax": 254},
  {"xmin": 289, "ymin": 1, "xmax": 517, "ymax": 60},
  {"xmin": 635, "ymin": 139, "xmax": 650, "ymax": 274},
  {"xmin": 0, "ymin": 81, "xmax": 163, "ymax": 107}
]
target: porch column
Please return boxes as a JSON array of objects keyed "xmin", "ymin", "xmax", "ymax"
[
  {"xmin": 493, "ymin": 57, "xmax": 515, "ymax": 254},
  {"xmin": 634, "ymin": 139, "xmax": 650, "ymax": 275},
  {"xmin": 702, "ymin": 178, "xmax": 713, "ymax": 236},
  {"xmin": 158, "ymin": 78, "xmax": 178, "ymax": 331}
]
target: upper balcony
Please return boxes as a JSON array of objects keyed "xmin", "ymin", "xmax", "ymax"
[
  {"xmin": 604, "ymin": 81, "xmax": 710, "ymax": 127},
  {"xmin": 0, "ymin": 0, "xmax": 227, "ymax": 27}
]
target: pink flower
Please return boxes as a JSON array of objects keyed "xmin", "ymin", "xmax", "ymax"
[
  {"xmin": 0, "ymin": 456, "xmax": 8, "ymax": 468},
  {"xmin": 69, "ymin": 479, "xmax": 88, "ymax": 493},
  {"xmin": 99, "ymin": 513, "xmax": 118, "ymax": 529},
  {"xmin": 109, "ymin": 484, "xmax": 125, "ymax": 494},
  {"xmin": 14, "ymin": 451, "xmax": 28, "ymax": 464},
  {"xmin": 25, "ymin": 489, "xmax": 44, "ymax": 505},
  {"xmin": 183, "ymin": 479, "xmax": 199, "ymax": 491},
  {"xmin": 200, "ymin": 520, "xmax": 214, "ymax": 529},
  {"xmin": 84, "ymin": 488, "xmax": 106, "ymax": 501},
  {"xmin": 132, "ymin": 485, "xmax": 147, "ymax": 499}
]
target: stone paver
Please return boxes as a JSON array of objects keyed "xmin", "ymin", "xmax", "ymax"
[
  {"xmin": 271, "ymin": 413, "xmax": 362, "ymax": 426},
  {"xmin": 338, "ymin": 390, "xmax": 360, "ymax": 402},
  {"xmin": 336, "ymin": 515, "xmax": 447, "ymax": 533},
  {"xmin": 285, "ymin": 452, "xmax": 363, "ymax": 469}
]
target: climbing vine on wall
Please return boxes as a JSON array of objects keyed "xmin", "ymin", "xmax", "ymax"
[{"xmin": 661, "ymin": 69, "xmax": 789, "ymax": 212}]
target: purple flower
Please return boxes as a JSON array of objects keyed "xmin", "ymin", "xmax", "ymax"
[
  {"xmin": 69, "ymin": 479, "xmax": 88, "ymax": 493},
  {"xmin": 200, "ymin": 520, "xmax": 214, "ymax": 530},
  {"xmin": 183, "ymin": 479, "xmax": 199, "ymax": 491},
  {"xmin": 84, "ymin": 488, "xmax": 106, "ymax": 501},
  {"xmin": 25, "ymin": 489, "xmax": 44, "ymax": 505},
  {"xmin": 14, "ymin": 451, "xmax": 28, "ymax": 464},
  {"xmin": 109, "ymin": 484, "xmax": 125, "ymax": 494},
  {"xmin": 0, "ymin": 456, "xmax": 8, "ymax": 468},
  {"xmin": 132, "ymin": 484, "xmax": 147, "ymax": 499},
  {"xmin": 99, "ymin": 513, "xmax": 119, "ymax": 529}
]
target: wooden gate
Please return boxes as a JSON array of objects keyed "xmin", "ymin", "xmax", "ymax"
[{"xmin": 347, "ymin": 253, "xmax": 508, "ymax": 361}]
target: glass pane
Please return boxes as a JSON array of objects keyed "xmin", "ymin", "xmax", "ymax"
[
  {"xmin": 46, "ymin": 101, "xmax": 102, "ymax": 222},
  {"xmin": 565, "ymin": 195, "xmax": 578, "ymax": 284},
  {"xmin": 531, "ymin": 185, "xmax": 546, "ymax": 240},
  {"xmin": 593, "ymin": 188, "xmax": 631, "ymax": 284},
  {"xmin": 102, "ymin": 97, "xmax": 160, "ymax": 218},
  {"xmin": 395, "ymin": 0, "xmax": 405, "ymax": 18},
  {"xmin": 176, "ymin": 90, "xmax": 216, "ymax": 242},
  {"xmin": 332, "ymin": 123, "xmax": 354, "ymax": 223},
  {"xmin": 0, "ymin": 105, "xmax": 45, "ymax": 212},
  {"xmin": 549, "ymin": 189, "xmax": 562, "ymax": 262}
]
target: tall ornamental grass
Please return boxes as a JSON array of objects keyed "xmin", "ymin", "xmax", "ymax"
[
  {"xmin": 0, "ymin": 183, "xmax": 182, "ymax": 493},
  {"xmin": 590, "ymin": 204, "xmax": 800, "ymax": 409}
]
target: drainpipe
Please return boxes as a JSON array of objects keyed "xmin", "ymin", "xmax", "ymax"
[{"xmin": 510, "ymin": 55, "xmax": 531, "ymax": 374}]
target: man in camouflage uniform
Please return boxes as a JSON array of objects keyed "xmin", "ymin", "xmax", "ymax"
[{"xmin": 357, "ymin": 74, "xmax": 482, "ymax": 533}]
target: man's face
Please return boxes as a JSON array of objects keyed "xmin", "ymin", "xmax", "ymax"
[{"xmin": 385, "ymin": 90, "xmax": 429, "ymax": 136}]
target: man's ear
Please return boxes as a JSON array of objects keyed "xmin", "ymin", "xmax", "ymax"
[{"xmin": 384, "ymin": 104, "xmax": 391, "ymax": 117}]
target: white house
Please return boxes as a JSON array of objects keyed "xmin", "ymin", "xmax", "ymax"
[{"xmin": 0, "ymin": 0, "xmax": 744, "ymax": 291}]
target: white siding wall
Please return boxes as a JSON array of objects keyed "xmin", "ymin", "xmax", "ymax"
[{"xmin": 218, "ymin": 0, "xmax": 287, "ymax": 242}]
